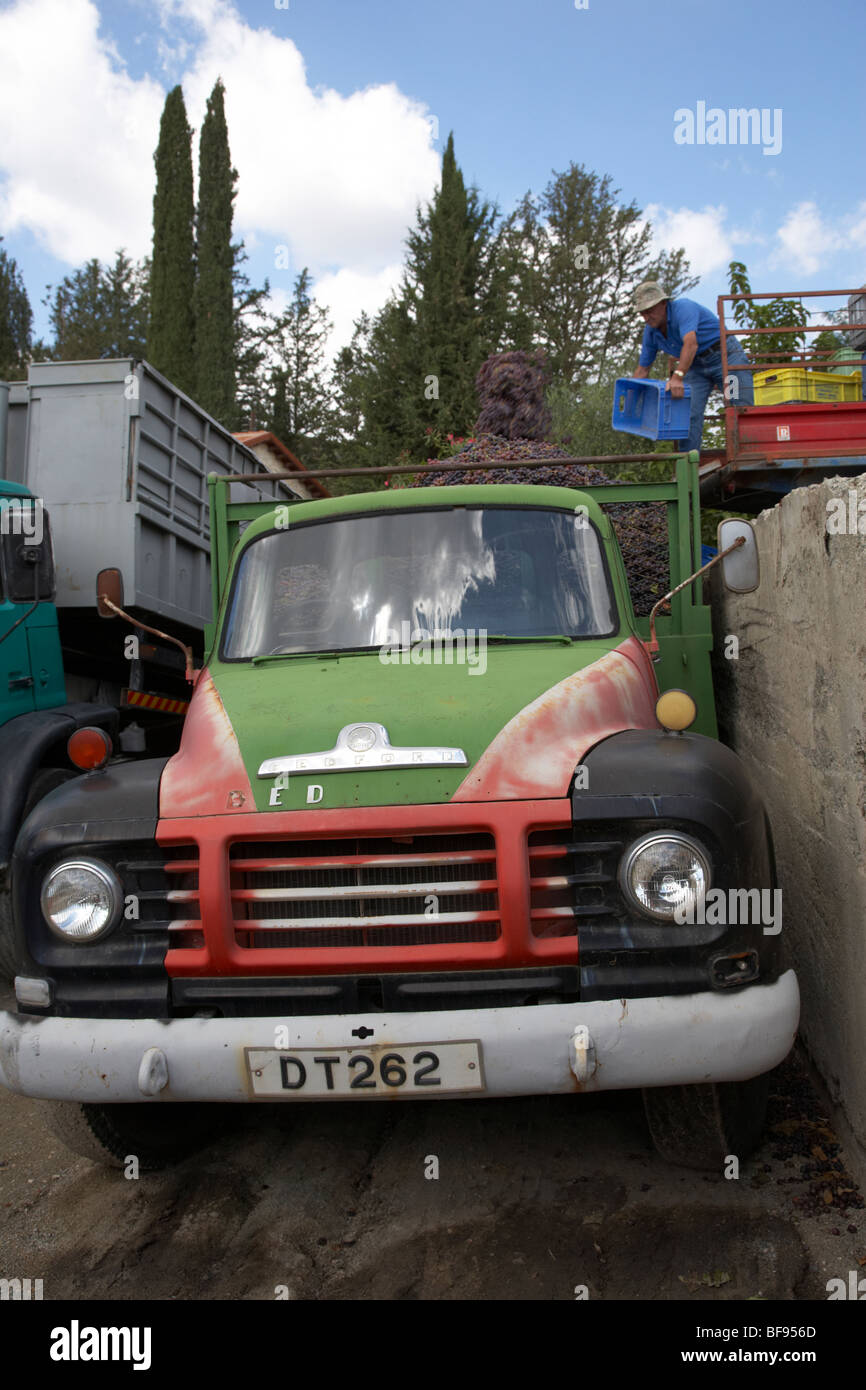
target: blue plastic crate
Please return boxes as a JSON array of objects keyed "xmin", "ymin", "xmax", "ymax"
[{"xmin": 611, "ymin": 377, "xmax": 691, "ymax": 440}]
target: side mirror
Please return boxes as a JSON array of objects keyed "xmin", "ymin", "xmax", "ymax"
[
  {"xmin": 718, "ymin": 519, "xmax": 759, "ymax": 593},
  {"xmin": 97, "ymin": 567, "xmax": 125, "ymax": 617}
]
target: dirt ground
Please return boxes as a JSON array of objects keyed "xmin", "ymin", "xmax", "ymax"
[{"xmin": 1, "ymin": 1046, "xmax": 863, "ymax": 1302}]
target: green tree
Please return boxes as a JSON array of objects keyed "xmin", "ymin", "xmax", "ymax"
[
  {"xmin": 264, "ymin": 268, "xmax": 333, "ymax": 461},
  {"xmin": 402, "ymin": 132, "xmax": 503, "ymax": 449},
  {"xmin": 498, "ymin": 165, "xmax": 698, "ymax": 386},
  {"xmin": 103, "ymin": 251, "xmax": 150, "ymax": 357},
  {"xmin": 148, "ymin": 84, "xmax": 196, "ymax": 393},
  {"xmin": 48, "ymin": 259, "xmax": 103, "ymax": 358},
  {"xmin": 318, "ymin": 312, "xmax": 389, "ymax": 494},
  {"xmin": 344, "ymin": 295, "xmax": 419, "ymax": 466},
  {"xmin": 813, "ymin": 329, "xmax": 842, "ymax": 355},
  {"xmin": 327, "ymin": 156, "xmax": 697, "ymax": 475},
  {"xmin": 47, "ymin": 251, "xmax": 149, "ymax": 360},
  {"xmin": 335, "ymin": 134, "xmax": 505, "ymax": 468},
  {"xmin": 194, "ymin": 78, "xmax": 237, "ymax": 422},
  {"xmin": 0, "ymin": 239, "xmax": 33, "ymax": 378},
  {"xmin": 331, "ymin": 317, "xmax": 369, "ymax": 441},
  {"xmin": 726, "ymin": 261, "xmax": 807, "ymax": 365},
  {"xmin": 330, "ymin": 313, "xmax": 372, "ymax": 460},
  {"xmin": 232, "ymin": 264, "xmax": 272, "ymax": 431}
]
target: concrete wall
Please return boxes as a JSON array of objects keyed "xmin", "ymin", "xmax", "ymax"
[{"xmin": 711, "ymin": 474, "xmax": 866, "ymax": 1156}]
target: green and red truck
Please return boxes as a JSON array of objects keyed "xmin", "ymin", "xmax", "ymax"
[{"xmin": 0, "ymin": 455, "xmax": 800, "ymax": 1168}]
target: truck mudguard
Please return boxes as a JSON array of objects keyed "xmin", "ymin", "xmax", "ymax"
[
  {"xmin": 0, "ymin": 703, "xmax": 119, "ymax": 875},
  {"xmin": 9, "ymin": 757, "xmax": 169, "ymax": 1017},
  {"xmin": 576, "ymin": 728, "xmax": 780, "ymax": 1000}
]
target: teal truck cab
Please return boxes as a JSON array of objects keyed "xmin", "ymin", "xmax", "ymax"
[
  {"xmin": 0, "ymin": 480, "xmax": 65, "ymax": 727},
  {"xmin": 0, "ymin": 457, "xmax": 800, "ymax": 1169}
]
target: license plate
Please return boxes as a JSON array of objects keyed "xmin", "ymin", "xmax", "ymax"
[{"xmin": 246, "ymin": 1041, "xmax": 484, "ymax": 1097}]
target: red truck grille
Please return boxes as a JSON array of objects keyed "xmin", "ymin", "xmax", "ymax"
[
  {"xmin": 158, "ymin": 801, "xmax": 595, "ymax": 975},
  {"xmin": 228, "ymin": 833, "xmax": 500, "ymax": 949}
]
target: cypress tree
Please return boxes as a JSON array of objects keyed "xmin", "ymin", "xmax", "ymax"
[
  {"xmin": 194, "ymin": 78, "xmax": 237, "ymax": 421},
  {"xmin": 408, "ymin": 132, "xmax": 498, "ymax": 442},
  {"xmin": 355, "ymin": 132, "xmax": 502, "ymax": 461},
  {"xmin": 148, "ymin": 85, "xmax": 195, "ymax": 393}
]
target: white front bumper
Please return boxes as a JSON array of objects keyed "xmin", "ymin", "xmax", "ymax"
[{"xmin": 0, "ymin": 971, "xmax": 799, "ymax": 1103}]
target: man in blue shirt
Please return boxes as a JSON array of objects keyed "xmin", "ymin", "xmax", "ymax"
[{"xmin": 632, "ymin": 281, "xmax": 754, "ymax": 452}]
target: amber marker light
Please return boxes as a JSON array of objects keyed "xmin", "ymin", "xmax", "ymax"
[
  {"xmin": 655, "ymin": 689, "xmax": 697, "ymax": 732},
  {"xmin": 67, "ymin": 727, "xmax": 113, "ymax": 770}
]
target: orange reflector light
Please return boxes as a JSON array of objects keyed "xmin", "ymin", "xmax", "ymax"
[
  {"xmin": 655, "ymin": 689, "xmax": 697, "ymax": 732},
  {"xmin": 67, "ymin": 727, "xmax": 113, "ymax": 770}
]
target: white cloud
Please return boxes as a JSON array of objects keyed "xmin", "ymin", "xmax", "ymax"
[
  {"xmin": 247, "ymin": 264, "xmax": 403, "ymax": 378},
  {"xmin": 850, "ymin": 206, "xmax": 866, "ymax": 252},
  {"xmin": 769, "ymin": 200, "xmax": 866, "ymax": 276},
  {"xmin": 170, "ymin": 0, "xmax": 438, "ymax": 274},
  {"xmin": 0, "ymin": 0, "xmax": 165, "ymax": 262},
  {"xmin": 642, "ymin": 203, "xmax": 733, "ymax": 279},
  {"xmin": 771, "ymin": 202, "xmax": 838, "ymax": 276},
  {"xmin": 0, "ymin": 0, "xmax": 440, "ymax": 277},
  {"xmin": 729, "ymin": 227, "xmax": 767, "ymax": 247},
  {"xmin": 313, "ymin": 263, "xmax": 404, "ymax": 364}
]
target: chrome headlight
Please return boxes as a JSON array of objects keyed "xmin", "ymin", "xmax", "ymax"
[
  {"xmin": 40, "ymin": 859, "xmax": 123, "ymax": 941},
  {"xmin": 619, "ymin": 833, "xmax": 711, "ymax": 922}
]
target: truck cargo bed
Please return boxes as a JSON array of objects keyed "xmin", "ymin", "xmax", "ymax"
[{"xmin": 2, "ymin": 359, "xmax": 285, "ymax": 630}]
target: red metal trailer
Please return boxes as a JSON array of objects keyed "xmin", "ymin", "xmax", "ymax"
[{"xmin": 699, "ymin": 287, "xmax": 866, "ymax": 512}]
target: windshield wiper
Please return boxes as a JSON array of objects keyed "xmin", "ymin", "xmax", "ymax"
[
  {"xmin": 483, "ymin": 634, "xmax": 575, "ymax": 644},
  {"xmin": 250, "ymin": 635, "xmax": 576, "ymax": 663},
  {"xmin": 250, "ymin": 646, "xmax": 377, "ymax": 664}
]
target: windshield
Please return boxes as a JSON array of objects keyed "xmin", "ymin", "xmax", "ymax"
[{"xmin": 221, "ymin": 506, "xmax": 618, "ymax": 659}]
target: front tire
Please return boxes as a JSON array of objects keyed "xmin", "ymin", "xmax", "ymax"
[
  {"xmin": 642, "ymin": 1071, "xmax": 771, "ymax": 1170},
  {"xmin": 40, "ymin": 1100, "xmax": 225, "ymax": 1170}
]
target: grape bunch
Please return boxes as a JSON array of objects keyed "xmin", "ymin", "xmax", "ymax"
[
  {"xmin": 411, "ymin": 434, "xmax": 670, "ymax": 616},
  {"xmin": 474, "ymin": 350, "xmax": 552, "ymax": 441}
]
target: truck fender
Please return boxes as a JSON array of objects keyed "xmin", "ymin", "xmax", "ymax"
[
  {"xmin": 0, "ymin": 703, "xmax": 119, "ymax": 880},
  {"xmin": 576, "ymin": 727, "xmax": 774, "ymax": 886}
]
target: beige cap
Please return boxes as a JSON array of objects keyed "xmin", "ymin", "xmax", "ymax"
[{"xmin": 634, "ymin": 280, "xmax": 667, "ymax": 312}]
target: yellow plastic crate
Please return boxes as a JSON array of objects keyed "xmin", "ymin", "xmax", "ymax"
[{"xmin": 754, "ymin": 367, "xmax": 863, "ymax": 404}]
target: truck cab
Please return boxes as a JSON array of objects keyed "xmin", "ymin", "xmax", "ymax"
[
  {"xmin": 0, "ymin": 481, "xmax": 66, "ymax": 726},
  {"xmin": 0, "ymin": 462, "xmax": 799, "ymax": 1169}
]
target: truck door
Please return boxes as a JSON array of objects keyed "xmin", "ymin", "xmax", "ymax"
[
  {"xmin": 0, "ymin": 586, "xmax": 37, "ymax": 723},
  {"xmin": 25, "ymin": 613, "xmax": 66, "ymax": 711}
]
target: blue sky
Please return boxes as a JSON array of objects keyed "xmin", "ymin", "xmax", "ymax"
[{"xmin": 1, "ymin": 0, "xmax": 864, "ymax": 359}]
